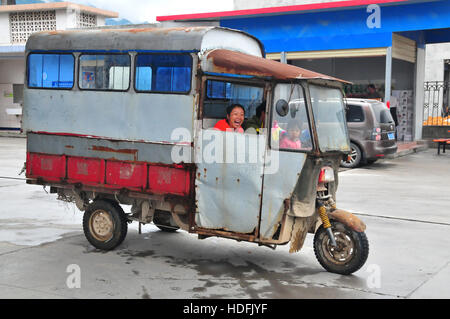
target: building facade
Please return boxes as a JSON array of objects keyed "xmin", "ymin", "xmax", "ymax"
[
  {"xmin": 0, "ymin": 2, "xmax": 118, "ymax": 131},
  {"xmin": 158, "ymin": 0, "xmax": 450, "ymax": 141}
]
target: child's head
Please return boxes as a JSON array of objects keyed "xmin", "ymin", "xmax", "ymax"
[{"xmin": 287, "ymin": 120, "xmax": 301, "ymax": 140}]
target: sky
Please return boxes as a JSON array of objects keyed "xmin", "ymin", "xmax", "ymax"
[{"xmin": 47, "ymin": 0, "xmax": 235, "ymax": 24}]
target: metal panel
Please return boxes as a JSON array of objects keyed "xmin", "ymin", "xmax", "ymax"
[
  {"xmin": 221, "ymin": 1, "xmax": 450, "ymax": 53},
  {"xmin": 194, "ymin": 131, "xmax": 265, "ymax": 233},
  {"xmin": 22, "ymin": 90, "xmax": 195, "ymax": 145},
  {"xmin": 201, "ymin": 49, "xmax": 349, "ymax": 83},
  {"xmin": 25, "ymin": 27, "xmax": 265, "ymax": 57},
  {"xmin": 26, "ymin": 133, "xmax": 185, "ymax": 164},
  {"xmin": 106, "ymin": 161, "xmax": 147, "ymax": 188},
  {"xmin": 67, "ymin": 157, "xmax": 104, "ymax": 184},
  {"xmin": 148, "ymin": 166, "xmax": 191, "ymax": 196},
  {"xmin": 259, "ymin": 150, "xmax": 307, "ymax": 240},
  {"xmin": 27, "ymin": 153, "xmax": 66, "ymax": 181}
]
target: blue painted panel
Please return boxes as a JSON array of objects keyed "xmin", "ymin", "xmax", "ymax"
[{"xmin": 221, "ymin": 0, "xmax": 450, "ymax": 52}]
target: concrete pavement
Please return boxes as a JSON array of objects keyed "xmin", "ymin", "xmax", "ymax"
[{"xmin": 0, "ymin": 137, "xmax": 449, "ymax": 299}]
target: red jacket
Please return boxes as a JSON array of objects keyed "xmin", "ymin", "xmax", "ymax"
[{"xmin": 213, "ymin": 119, "xmax": 244, "ymax": 133}]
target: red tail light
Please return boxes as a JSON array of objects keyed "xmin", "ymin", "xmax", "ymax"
[
  {"xmin": 318, "ymin": 166, "xmax": 334, "ymax": 183},
  {"xmin": 372, "ymin": 128, "xmax": 381, "ymax": 141}
]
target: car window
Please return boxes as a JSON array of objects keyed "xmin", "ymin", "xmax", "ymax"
[
  {"xmin": 371, "ymin": 102, "xmax": 394, "ymax": 124},
  {"xmin": 346, "ymin": 104, "xmax": 364, "ymax": 122}
]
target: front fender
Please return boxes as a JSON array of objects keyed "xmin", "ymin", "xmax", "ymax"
[{"xmin": 328, "ymin": 209, "xmax": 366, "ymax": 233}]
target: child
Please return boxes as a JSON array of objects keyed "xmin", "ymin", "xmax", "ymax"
[{"xmin": 280, "ymin": 120, "xmax": 302, "ymax": 150}]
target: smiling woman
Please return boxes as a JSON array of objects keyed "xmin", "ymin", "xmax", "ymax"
[{"xmin": 214, "ymin": 104, "xmax": 245, "ymax": 133}]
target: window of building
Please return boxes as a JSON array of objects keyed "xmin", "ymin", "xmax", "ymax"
[
  {"xmin": 76, "ymin": 12, "xmax": 97, "ymax": 29},
  {"xmin": 135, "ymin": 54, "xmax": 192, "ymax": 93},
  {"xmin": 27, "ymin": 53, "xmax": 74, "ymax": 89},
  {"xmin": 79, "ymin": 54, "xmax": 130, "ymax": 91},
  {"xmin": 346, "ymin": 104, "xmax": 365, "ymax": 122},
  {"xmin": 9, "ymin": 11, "xmax": 56, "ymax": 44}
]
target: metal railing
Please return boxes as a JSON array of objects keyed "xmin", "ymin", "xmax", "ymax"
[{"xmin": 423, "ymin": 81, "xmax": 450, "ymax": 126}]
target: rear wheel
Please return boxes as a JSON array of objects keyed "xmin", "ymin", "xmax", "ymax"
[
  {"xmin": 313, "ymin": 221, "xmax": 369, "ymax": 275},
  {"xmin": 83, "ymin": 199, "xmax": 128, "ymax": 250},
  {"xmin": 340, "ymin": 142, "xmax": 362, "ymax": 168}
]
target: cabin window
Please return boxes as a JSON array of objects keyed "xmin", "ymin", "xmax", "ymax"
[
  {"xmin": 79, "ymin": 54, "xmax": 130, "ymax": 91},
  {"xmin": 202, "ymin": 79, "xmax": 264, "ymax": 130},
  {"xmin": 27, "ymin": 53, "xmax": 74, "ymax": 89},
  {"xmin": 135, "ymin": 54, "xmax": 192, "ymax": 93},
  {"xmin": 270, "ymin": 83, "xmax": 313, "ymax": 152}
]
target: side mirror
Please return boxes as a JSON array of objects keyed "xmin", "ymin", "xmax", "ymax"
[{"xmin": 275, "ymin": 99, "xmax": 289, "ymax": 117}]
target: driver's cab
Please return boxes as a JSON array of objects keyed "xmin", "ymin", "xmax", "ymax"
[{"xmin": 194, "ymin": 49, "xmax": 350, "ymax": 243}]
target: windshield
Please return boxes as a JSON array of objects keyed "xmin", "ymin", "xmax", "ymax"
[
  {"xmin": 271, "ymin": 84, "xmax": 313, "ymax": 152},
  {"xmin": 370, "ymin": 101, "xmax": 394, "ymax": 124},
  {"xmin": 309, "ymin": 85, "xmax": 350, "ymax": 152}
]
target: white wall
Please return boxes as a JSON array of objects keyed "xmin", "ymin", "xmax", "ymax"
[
  {"xmin": 0, "ymin": 59, "xmax": 25, "ymax": 84},
  {"xmin": 0, "ymin": 12, "xmax": 10, "ymax": 46},
  {"xmin": 414, "ymin": 47, "xmax": 425, "ymax": 140},
  {"xmin": 56, "ymin": 8, "xmax": 78, "ymax": 30},
  {"xmin": 424, "ymin": 42, "xmax": 450, "ymax": 82}
]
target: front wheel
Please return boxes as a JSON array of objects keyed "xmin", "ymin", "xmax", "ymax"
[{"xmin": 313, "ymin": 221, "xmax": 369, "ymax": 275}]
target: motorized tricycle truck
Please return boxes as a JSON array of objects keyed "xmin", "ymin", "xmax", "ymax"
[{"xmin": 22, "ymin": 26, "xmax": 368, "ymax": 275}]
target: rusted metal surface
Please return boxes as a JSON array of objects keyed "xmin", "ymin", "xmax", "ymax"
[
  {"xmin": 201, "ymin": 49, "xmax": 349, "ymax": 83},
  {"xmin": 194, "ymin": 227, "xmax": 256, "ymax": 242},
  {"xmin": 26, "ymin": 27, "xmax": 264, "ymax": 57},
  {"xmin": 194, "ymin": 131, "xmax": 265, "ymax": 234},
  {"xmin": 27, "ymin": 133, "xmax": 184, "ymax": 164},
  {"xmin": 259, "ymin": 151, "xmax": 308, "ymax": 240},
  {"xmin": 23, "ymin": 90, "xmax": 196, "ymax": 147},
  {"xmin": 329, "ymin": 209, "xmax": 367, "ymax": 233},
  {"xmin": 91, "ymin": 146, "xmax": 138, "ymax": 161}
]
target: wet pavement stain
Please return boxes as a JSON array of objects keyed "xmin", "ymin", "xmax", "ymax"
[{"xmin": 108, "ymin": 239, "xmax": 358, "ymax": 298}]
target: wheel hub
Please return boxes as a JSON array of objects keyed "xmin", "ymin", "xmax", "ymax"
[
  {"xmin": 323, "ymin": 231, "xmax": 354, "ymax": 264},
  {"xmin": 89, "ymin": 210, "xmax": 114, "ymax": 242},
  {"xmin": 345, "ymin": 149, "xmax": 358, "ymax": 164}
]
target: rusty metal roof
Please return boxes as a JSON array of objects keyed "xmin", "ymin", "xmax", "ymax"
[
  {"xmin": 201, "ymin": 49, "xmax": 349, "ymax": 83},
  {"xmin": 25, "ymin": 26, "xmax": 264, "ymax": 57}
]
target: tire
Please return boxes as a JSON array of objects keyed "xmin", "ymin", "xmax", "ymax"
[
  {"xmin": 153, "ymin": 210, "xmax": 179, "ymax": 232},
  {"xmin": 340, "ymin": 142, "xmax": 362, "ymax": 168},
  {"xmin": 82, "ymin": 199, "xmax": 128, "ymax": 250},
  {"xmin": 313, "ymin": 221, "xmax": 369, "ymax": 275}
]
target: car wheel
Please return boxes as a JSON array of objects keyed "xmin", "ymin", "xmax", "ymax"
[{"xmin": 341, "ymin": 143, "xmax": 362, "ymax": 168}]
